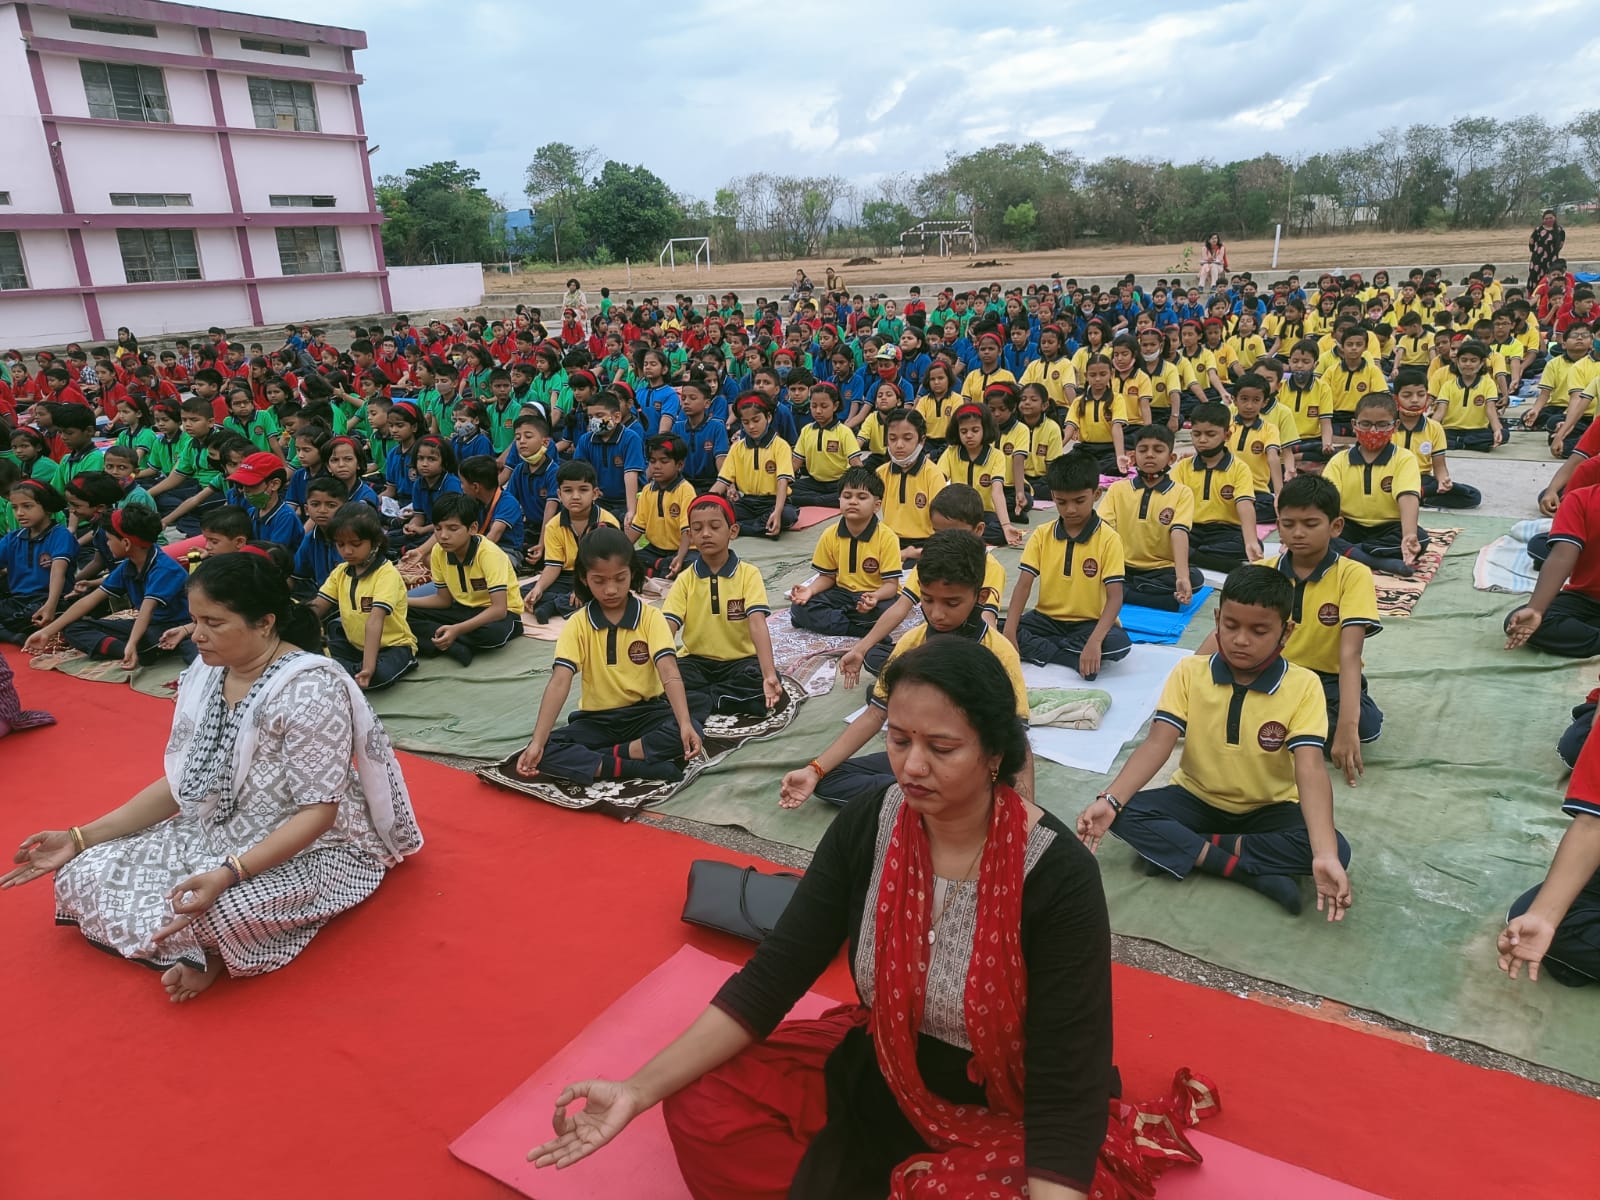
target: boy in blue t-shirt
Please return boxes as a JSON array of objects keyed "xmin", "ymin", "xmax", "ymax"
[
  {"xmin": 0, "ymin": 479, "xmax": 76, "ymax": 642},
  {"xmin": 574, "ymin": 389, "xmax": 644, "ymax": 526},
  {"xmin": 229, "ymin": 452, "xmax": 303, "ymax": 555},
  {"xmin": 291, "ymin": 475, "xmax": 348, "ymax": 599},
  {"xmin": 460, "ymin": 453, "xmax": 525, "ymax": 551},
  {"xmin": 502, "ymin": 411, "xmax": 560, "ymax": 568}
]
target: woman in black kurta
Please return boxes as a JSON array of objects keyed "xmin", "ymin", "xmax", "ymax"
[{"xmin": 1529, "ymin": 209, "xmax": 1567, "ymax": 289}]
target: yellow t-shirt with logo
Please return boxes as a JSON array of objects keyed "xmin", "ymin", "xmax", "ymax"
[
  {"xmin": 1259, "ymin": 551, "xmax": 1380, "ymax": 677},
  {"xmin": 1019, "ymin": 513, "xmax": 1125, "ymax": 622},
  {"xmin": 1321, "ymin": 445, "xmax": 1423, "ymax": 525},
  {"xmin": 662, "ymin": 553, "xmax": 769, "ymax": 661},
  {"xmin": 430, "ymin": 535, "xmax": 525, "ymax": 614},
  {"xmin": 937, "ymin": 445, "xmax": 1008, "ymax": 511},
  {"xmin": 1095, "ymin": 476, "xmax": 1194, "ymax": 570},
  {"xmin": 318, "ymin": 559, "xmax": 417, "ymax": 651},
  {"xmin": 553, "ymin": 595, "xmax": 676, "ymax": 711},
  {"xmin": 630, "ymin": 478, "xmax": 696, "ymax": 551},
  {"xmin": 793, "ymin": 420, "xmax": 862, "ymax": 483},
  {"xmin": 876, "ymin": 458, "xmax": 946, "ymax": 541}
]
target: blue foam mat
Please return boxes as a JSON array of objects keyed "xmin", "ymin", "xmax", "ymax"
[{"xmin": 1120, "ymin": 586, "xmax": 1214, "ymax": 644}]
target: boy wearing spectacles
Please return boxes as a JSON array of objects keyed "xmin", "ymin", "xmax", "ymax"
[{"xmin": 1321, "ymin": 393, "xmax": 1427, "ymax": 576}]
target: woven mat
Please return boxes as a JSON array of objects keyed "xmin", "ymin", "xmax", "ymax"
[
  {"xmin": 1374, "ymin": 527, "xmax": 1461, "ymax": 618},
  {"xmin": 762, "ymin": 607, "xmax": 923, "ymax": 697},
  {"xmin": 475, "ymin": 676, "xmax": 808, "ymax": 817}
]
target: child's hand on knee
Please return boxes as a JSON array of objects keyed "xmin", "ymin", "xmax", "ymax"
[
  {"xmin": 1076, "ymin": 797, "xmax": 1117, "ymax": 852},
  {"xmin": 516, "ymin": 740, "xmax": 544, "ymax": 778},
  {"xmin": 1312, "ymin": 856, "xmax": 1352, "ymax": 922},
  {"xmin": 119, "ymin": 647, "xmax": 139, "ymax": 672},
  {"xmin": 432, "ymin": 625, "xmax": 458, "ymax": 650}
]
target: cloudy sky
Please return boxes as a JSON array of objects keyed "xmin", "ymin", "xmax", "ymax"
[{"xmin": 247, "ymin": 0, "xmax": 1600, "ymax": 206}]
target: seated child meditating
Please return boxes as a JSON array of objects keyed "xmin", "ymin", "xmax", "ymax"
[
  {"xmin": 711, "ymin": 393, "xmax": 797, "ymax": 539},
  {"xmin": 840, "ymin": 484, "xmax": 1009, "ymax": 680},
  {"xmin": 575, "ymin": 386, "xmax": 644, "ymax": 524},
  {"xmin": 1392, "ymin": 367, "xmax": 1479, "ymax": 510},
  {"xmin": 788, "ymin": 467, "xmax": 902, "ymax": 636},
  {"xmin": 1279, "ymin": 338, "xmax": 1335, "ymax": 468},
  {"xmin": 516, "ymin": 527, "xmax": 702, "ymax": 784},
  {"xmin": 458, "ymin": 453, "xmax": 526, "ymax": 551},
  {"xmin": 228, "ymin": 452, "xmax": 303, "ymax": 555},
  {"xmin": 1005, "ymin": 447, "xmax": 1133, "ymax": 680},
  {"xmin": 935, "ymin": 402, "xmax": 1022, "ymax": 547},
  {"xmin": 291, "ymin": 475, "xmax": 348, "ymax": 599},
  {"xmin": 0, "ymin": 479, "xmax": 75, "ymax": 643},
  {"xmin": 400, "ymin": 435, "xmax": 463, "ymax": 553},
  {"xmin": 1061, "ymin": 353, "xmax": 1132, "ymax": 477},
  {"xmin": 308, "ymin": 502, "xmax": 417, "ymax": 690},
  {"xmin": 525, "ymin": 461, "xmax": 622, "ymax": 623},
  {"xmin": 779, "ymin": 529, "xmax": 1033, "ymax": 810},
  {"xmin": 405, "ymin": 494, "xmax": 523, "ymax": 664},
  {"xmin": 24, "ymin": 504, "xmax": 190, "ymax": 667},
  {"xmin": 63, "ymin": 472, "xmax": 126, "ymax": 580},
  {"xmin": 1013, "ymin": 381, "xmax": 1066, "ymax": 503},
  {"xmin": 788, "ymin": 382, "xmax": 863, "ymax": 507},
  {"xmin": 1229, "ymin": 476, "xmax": 1383, "ymax": 787},
  {"xmin": 1322, "ymin": 392, "xmax": 1427, "ymax": 576},
  {"xmin": 1500, "ymin": 713, "xmax": 1600, "ymax": 987},
  {"xmin": 1433, "ymin": 338, "xmax": 1505, "ymax": 453},
  {"xmin": 1097, "ymin": 424, "xmax": 1201, "ymax": 612},
  {"xmin": 875, "ymin": 408, "xmax": 945, "ymax": 562},
  {"xmin": 662, "ymin": 494, "xmax": 783, "ymax": 723},
  {"xmin": 677, "ymin": 373, "xmax": 730, "ymax": 493},
  {"xmin": 1173, "ymin": 402, "xmax": 1262, "ymax": 572},
  {"xmin": 1227, "ymin": 374, "xmax": 1285, "ymax": 525},
  {"xmin": 502, "ymin": 411, "xmax": 561, "ymax": 568},
  {"xmin": 146, "ymin": 396, "xmax": 225, "ymax": 535},
  {"xmin": 1076, "ymin": 565, "xmax": 1353, "ymax": 919},
  {"xmin": 629, "ymin": 434, "xmax": 696, "ymax": 579},
  {"xmin": 1505, "ymin": 475, "xmax": 1600, "ymax": 660}
]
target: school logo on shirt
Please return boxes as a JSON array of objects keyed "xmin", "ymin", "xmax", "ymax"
[
  {"xmin": 37, "ymin": 551, "xmax": 51, "ymax": 569},
  {"xmin": 613, "ymin": 454, "xmax": 624, "ymax": 468},
  {"xmin": 826, "ymin": 440, "xmax": 840, "ymax": 453},
  {"xmin": 1317, "ymin": 603, "xmax": 1340, "ymax": 626},
  {"xmin": 979, "ymin": 474, "xmax": 993, "ymax": 487},
  {"xmin": 1158, "ymin": 507, "xmax": 1175, "ymax": 526},
  {"xmin": 764, "ymin": 460, "xmax": 777, "ymax": 474},
  {"xmin": 470, "ymin": 576, "xmax": 487, "ymax": 589},
  {"xmin": 359, "ymin": 597, "xmax": 374, "ymax": 613},
  {"xmin": 726, "ymin": 598, "xmax": 746, "ymax": 621},
  {"xmin": 1257, "ymin": 721, "xmax": 1288, "ymax": 751},
  {"xmin": 1420, "ymin": 440, "xmax": 1434, "ymax": 455},
  {"xmin": 1379, "ymin": 477, "xmax": 1393, "ymax": 493},
  {"xmin": 627, "ymin": 640, "xmax": 649, "ymax": 665},
  {"xmin": 862, "ymin": 557, "xmax": 880, "ymax": 574},
  {"xmin": 1220, "ymin": 485, "xmax": 1235, "ymax": 501},
  {"xmin": 669, "ymin": 503, "xmax": 681, "ymax": 518},
  {"xmin": 1251, "ymin": 441, "xmax": 1265, "ymax": 454},
  {"xmin": 914, "ymin": 493, "xmax": 928, "ymax": 509},
  {"xmin": 1308, "ymin": 405, "xmax": 1321, "ymax": 417},
  {"xmin": 1082, "ymin": 557, "xmax": 1099, "ymax": 578},
  {"xmin": 1473, "ymin": 396, "xmax": 1485, "ymax": 406},
  {"xmin": 1356, "ymin": 382, "xmax": 1368, "ymax": 392}
]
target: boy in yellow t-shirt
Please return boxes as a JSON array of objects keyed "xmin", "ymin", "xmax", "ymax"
[
  {"xmin": 1228, "ymin": 373, "xmax": 1285, "ymax": 524},
  {"xmin": 1392, "ymin": 367, "xmax": 1478, "ymax": 510},
  {"xmin": 1077, "ymin": 565, "xmax": 1351, "ymax": 919},
  {"xmin": 788, "ymin": 467, "xmax": 902, "ymax": 636},
  {"xmin": 1097, "ymin": 424, "xmax": 1199, "ymax": 611},
  {"xmin": 628, "ymin": 433, "xmax": 697, "ymax": 579},
  {"xmin": 309, "ymin": 502, "xmax": 417, "ymax": 690},
  {"xmin": 712, "ymin": 394, "xmax": 796, "ymax": 538},
  {"xmin": 1173, "ymin": 402, "xmax": 1261, "ymax": 571},
  {"xmin": 406, "ymin": 493, "xmax": 523, "ymax": 664},
  {"xmin": 1322, "ymin": 393, "xmax": 1428, "ymax": 576},
  {"xmin": 1005, "ymin": 446, "xmax": 1132, "ymax": 680}
]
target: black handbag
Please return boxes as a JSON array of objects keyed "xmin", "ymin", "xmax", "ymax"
[{"xmin": 681, "ymin": 860, "xmax": 800, "ymax": 942}]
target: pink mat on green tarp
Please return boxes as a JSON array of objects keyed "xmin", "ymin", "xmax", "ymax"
[{"xmin": 449, "ymin": 945, "xmax": 1382, "ymax": 1200}]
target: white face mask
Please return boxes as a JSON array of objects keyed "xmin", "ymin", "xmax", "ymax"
[
  {"xmin": 887, "ymin": 444, "xmax": 922, "ymax": 468},
  {"xmin": 1142, "ymin": 351, "xmax": 1162, "ymax": 363}
]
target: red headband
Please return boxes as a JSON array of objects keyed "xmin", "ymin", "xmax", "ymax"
[
  {"xmin": 110, "ymin": 507, "xmax": 153, "ymax": 549},
  {"xmin": 239, "ymin": 544, "xmax": 273, "ymax": 562},
  {"xmin": 688, "ymin": 494, "xmax": 737, "ymax": 525},
  {"xmin": 976, "ymin": 331, "xmax": 1003, "ymax": 347},
  {"xmin": 734, "ymin": 394, "xmax": 768, "ymax": 413},
  {"xmin": 327, "ymin": 436, "xmax": 359, "ymax": 454},
  {"xmin": 953, "ymin": 403, "xmax": 986, "ymax": 422}
]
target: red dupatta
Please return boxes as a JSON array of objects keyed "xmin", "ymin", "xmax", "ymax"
[{"xmin": 868, "ymin": 785, "xmax": 1221, "ymax": 1199}]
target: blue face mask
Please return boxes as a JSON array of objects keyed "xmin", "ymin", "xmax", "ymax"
[{"xmin": 776, "ymin": 365, "xmax": 791, "ymax": 381}]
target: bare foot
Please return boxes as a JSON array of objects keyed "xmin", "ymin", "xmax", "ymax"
[{"xmin": 161, "ymin": 957, "xmax": 224, "ymax": 1003}]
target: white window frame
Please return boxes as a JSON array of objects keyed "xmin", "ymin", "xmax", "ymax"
[
  {"xmin": 80, "ymin": 60, "xmax": 171, "ymax": 123},
  {"xmin": 276, "ymin": 226, "xmax": 342, "ymax": 275},
  {"xmin": 117, "ymin": 228, "xmax": 202, "ymax": 283}
]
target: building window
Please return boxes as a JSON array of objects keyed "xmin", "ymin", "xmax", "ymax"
[
  {"xmin": 0, "ymin": 192, "xmax": 11, "ymax": 205},
  {"xmin": 69, "ymin": 16, "xmax": 158, "ymax": 37},
  {"xmin": 248, "ymin": 77, "xmax": 319, "ymax": 132},
  {"xmin": 276, "ymin": 226, "xmax": 341, "ymax": 275},
  {"xmin": 0, "ymin": 232, "xmax": 27, "ymax": 290},
  {"xmin": 269, "ymin": 194, "xmax": 337, "ymax": 208},
  {"xmin": 110, "ymin": 192, "xmax": 193, "ymax": 207},
  {"xmin": 240, "ymin": 37, "xmax": 310, "ymax": 56},
  {"xmin": 117, "ymin": 228, "xmax": 201, "ymax": 283},
  {"xmin": 81, "ymin": 61, "xmax": 170, "ymax": 123}
]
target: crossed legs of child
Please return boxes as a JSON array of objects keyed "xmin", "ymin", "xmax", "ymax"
[
  {"xmin": 1334, "ymin": 519, "xmax": 1431, "ymax": 577},
  {"xmin": 324, "ymin": 624, "xmax": 417, "ymax": 690},
  {"xmin": 58, "ymin": 615, "xmax": 195, "ymax": 664},
  {"xmin": 1111, "ymin": 784, "xmax": 1353, "ymax": 915},
  {"xmin": 732, "ymin": 495, "xmax": 798, "ymax": 539},
  {"xmin": 788, "ymin": 477, "xmax": 842, "ymax": 508},
  {"xmin": 1187, "ymin": 522, "xmax": 1251, "ymax": 573},
  {"xmin": 1012, "ymin": 611, "xmax": 1132, "ymax": 680},
  {"xmin": 789, "ymin": 586, "xmax": 893, "ymax": 638},
  {"xmin": 678, "ymin": 654, "xmax": 767, "ymax": 725},
  {"xmin": 1560, "ymin": 699, "xmax": 1597, "ymax": 768},
  {"xmin": 407, "ymin": 602, "xmax": 520, "ymax": 665},
  {"xmin": 635, "ymin": 543, "xmax": 679, "ymax": 579},
  {"xmin": 1313, "ymin": 669, "xmax": 1383, "ymax": 744},
  {"xmin": 1122, "ymin": 566, "xmax": 1205, "ymax": 612},
  {"xmin": 1505, "ymin": 591, "xmax": 1600, "ymax": 658},
  {"xmin": 814, "ymin": 751, "xmax": 895, "ymax": 808},
  {"xmin": 1505, "ymin": 873, "xmax": 1600, "ymax": 986},
  {"xmin": 1444, "ymin": 427, "xmax": 1498, "ymax": 452},
  {"xmin": 527, "ymin": 570, "xmax": 581, "ymax": 623},
  {"xmin": 0, "ymin": 593, "xmax": 48, "ymax": 644},
  {"xmin": 1422, "ymin": 474, "xmax": 1482, "ymax": 509},
  {"xmin": 539, "ymin": 695, "xmax": 700, "ymax": 783}
]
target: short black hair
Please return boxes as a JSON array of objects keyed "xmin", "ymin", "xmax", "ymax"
[
  {"xmin": 1393, "ymin": 366, "xmax": 1429, "ymax": 393},
  {"xmin": 514, "ymin": 411, "xmax": 552, "ymax": 436},
  {"xmin": 884, "ymin": 407, "xmax": 926, "ymax": 437},
  {"xmin": 930, "ymin": 483, "xmax": 985, "ymax": 527},
  {"xmin": 1132, "ymin": 424, "xmax": 1175, "ymax": 449},
  {"xmin": 199, "ymin": 505, "xmax": 252, "ymax": 539},
  {"xmin": 1046, "ymin": 445, "xmax": 1100, "ymax": 493},
  {"xmin": 327, "ymin": 500, "xmax": 387, "ymax": 554},
  {"xmin": 556, "ymin": 460, "xmax": 597, "ymax": 487},
  {"xmin": 65, "ymin": 471, "xmax": 123, "ymax": 508},
  {"xmin": 586, "ymin": 390, "xmax": 623, "ymax": 413},
  {"xmin": 913, "ymin": 529, "xmax": 985, "ymax": 591},
  {"xmin": 838, "ymin": 465, "xmax": 884, "ymax": 498},
  {"xmin": 573, "ymin": 527, "xmax": 643, "ymax": 602},
  {"xmin": 880, "ymin": 638, "xmax": 1029, "ymax": 785},
  {"xmin": 458, "ymin": 453, "xmax": 502, "ymax": 489},
  {"xmin": 111, "ymin": 502, "xmax": 163, "ymax": 544},
  {"xmin": 1220, "ymin": 564, "xmax": 1293, "ymax": 624},
  {"xmin": 1354, "ymin": 391, "xmax": 1397, "ymax": 419},
  {"xmin": 1276, "ymin": 474, "xmax": 1340, "ymax": 522},
  {"xmin": 306, "ymin": 475, "xmax": 350, "ymax": 503},
  {"xmin": 645, "ymin": 433, "xmax": 688, "ymax": 463},
  {"xmin": 431, "ymin": 492, "xmax": 482, "ymax": 528},
  {"xmin": 1190, "ymin": 402, "xmax": 1231, "ymax": 430},
  {"xmin": 51, "ymin": 403, "xmax": 94, "ymax": 433},
  {"xmin": 1234, "ymin": 373, "xmax": 1269, "ymax": 398}
]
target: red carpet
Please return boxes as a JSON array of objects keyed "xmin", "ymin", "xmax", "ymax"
[{"xmin": 1, "ymin": 649, "xmax": 1594, "ymax": 1200}]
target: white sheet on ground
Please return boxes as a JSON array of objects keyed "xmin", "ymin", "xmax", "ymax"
[{"xmin": 845, "ymin": 642, "xmax": 1190, "ymax": 776}]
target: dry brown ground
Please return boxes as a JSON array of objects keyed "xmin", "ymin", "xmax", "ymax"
[{"xmin": 484, "ymin": 226, "xmax": 1600, "ymax": 297}]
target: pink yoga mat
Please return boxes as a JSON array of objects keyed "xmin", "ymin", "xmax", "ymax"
[
  {"xmin": 793, "ymin": 505, "xmax": 840, "ymax": 530},
  {"xmin": 450, "ymin": 945, "xmax": 840, "ymax": 1199},
  {"xmin": 451, "ymin": 945, "xmax": 1386, "ymax": 1200},
  {"xmin": 162, "ymin": 534, "xmax": 203, "ymax": 561}
]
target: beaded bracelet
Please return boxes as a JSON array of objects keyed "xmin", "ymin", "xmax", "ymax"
[{"xmin": 807, "ymin": 759, "xmax": 826, "ymax": 780}]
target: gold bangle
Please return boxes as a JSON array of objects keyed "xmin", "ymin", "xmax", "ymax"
[
  {"xmin": 69, "ymin": 826, "xmax": 86, "ymax": 855},
  {"xmin": 228, "ymin": 853, "xmax": 250, "ymax": 882}
]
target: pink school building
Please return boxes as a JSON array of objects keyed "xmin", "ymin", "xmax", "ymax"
[{"xmin": 0, "ymin": 0, "xmax": 477, "ymax": 347}]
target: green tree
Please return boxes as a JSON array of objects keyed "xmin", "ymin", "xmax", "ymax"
[
  {"xmin": 577, "ymin": 161, "xmax": 682, "ymax": 262},
  {"xmin": 861, "ymin": 199, "xmax": 914, "ymax": 252},
  {"xmin": 376, "ymin": 161, "xmax": 499, "ymax": 265},
  {"xmin": 523, "ymin": 142, "xmax": 595, "ymax": 264},
  {"xmin": 1002, "ymin": 200, "xmax": 1038, "ymax": 248}
]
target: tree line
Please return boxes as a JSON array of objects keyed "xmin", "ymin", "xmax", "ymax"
[{"xmin": 377, "ymin": 111, "xmax": 1600, "ymax": 268}]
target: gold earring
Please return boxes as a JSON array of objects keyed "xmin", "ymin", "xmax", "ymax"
[{"xmin": 989, "ymin": 768, "xmax": 998, "ymax": 782}]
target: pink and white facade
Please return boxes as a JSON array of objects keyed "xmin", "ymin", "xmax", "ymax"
[{"xmin": 0, "ymin": 0, "xmax": 399, "ymax": 345}]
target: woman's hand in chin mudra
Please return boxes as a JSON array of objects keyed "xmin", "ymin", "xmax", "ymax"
[
  {"xmin": 0, "ymin": 831, "xmax": 76, "ymax": 888},
  {"xmin": 527, "ymin": 1079, "xmax": 644, "ymax": 1169}
]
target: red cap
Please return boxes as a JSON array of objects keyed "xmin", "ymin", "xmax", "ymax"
[{"xmin": 228, "ymin": 451, "xmax": 287, "ymax": 486}]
